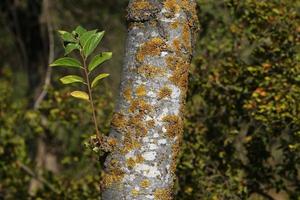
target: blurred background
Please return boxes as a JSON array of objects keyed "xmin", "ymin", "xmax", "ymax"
[{"xmin": 0, "ymin": 0, "xmax": 299, "ymax": 199}]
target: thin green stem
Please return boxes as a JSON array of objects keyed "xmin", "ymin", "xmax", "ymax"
[{"xmin": 81, "ymin": 52, "xmax": 101, "ymax": 140}]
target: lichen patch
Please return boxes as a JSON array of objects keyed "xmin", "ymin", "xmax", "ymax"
[
  {"xmin": 137, "ymin": 65, "xmax": 166, "ymax": 78},
  {"xmin": 136, "ymin": 84, "xmax": 147, "ymax": 97},
  {"xmin": 140, "ymin": 179, "xmax": 151, "ymax": 188},
  {"xmin": 101, "ymin": 168, "xmax": 124, "ymax": 189},
  {"xmin": 158, "ymin": 86, "xmax": 172, "ymax": 100},
  {"xmin": 154, "ymin": 188, "xmax": 172, "ymax": 200},
  {"xmin": 162, "ymin": 115, "xmax": 183, "ymax": 138},
  {"xmin": 136, "ymin": 37, "xmax": 166, "ymax": 62}
]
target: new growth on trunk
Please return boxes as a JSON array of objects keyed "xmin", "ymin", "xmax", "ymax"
[{"xmin": 102, "ymin": 0, "xmax": 199, "ymax": 199}]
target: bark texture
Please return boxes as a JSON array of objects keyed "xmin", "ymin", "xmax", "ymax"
[{"xmin": 102, "ymin": 0, "xmax": 199, "ymax": 199}]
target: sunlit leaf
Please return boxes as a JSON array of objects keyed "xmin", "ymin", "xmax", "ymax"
[
  {"xmin": 91, "ymin": 73, "xmax": 109, "ymax": 88},
  {"xmin": 58, "ymin": 30, "xmax": 76, "ymax": 42},
  {"xmin": 50, "ymin": 57, "xmax": 81, "ymax": 68},
  {"xmin": 88, "ymin": 52, "xmax": 112, "ymax": 72},
  {"xmin": 64, "ymin": 43, "xmax": 80, "ymax": 55},
  {"xmin": 70, "ymin": 91, "xmax": 89, "ymax": 101},
  {"xmin": 83, "ymin": 31, "xmax": 105, "ymax": 58},
  {"xmin": 74, "ymin": 26, "xmax": 87, "ymax": 36},
  {"xmin": 80, "ymin": 30, "xmax": 97, "ymax": 48},
  {"xmin": 60, "ymin": 75, "xmax": 85, "ymax": 85}
]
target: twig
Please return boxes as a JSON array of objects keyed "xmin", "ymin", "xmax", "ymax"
[
  {"xmin": 17, "ymin": 161, "xmax": 60, "ymax": 194},
  {"xmin": 81, "ymin": 53, "xmax": 101, "ymax": 140}
]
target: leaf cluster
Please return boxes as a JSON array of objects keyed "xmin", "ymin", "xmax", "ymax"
[{"xmin": 50, "ymin": 26, "xmax": 111, "ymax": 101}]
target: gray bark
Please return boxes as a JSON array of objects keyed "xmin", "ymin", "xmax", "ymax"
[{"xmin": 102, "ymin": 0, "xmax": 198, "ymax": 199}]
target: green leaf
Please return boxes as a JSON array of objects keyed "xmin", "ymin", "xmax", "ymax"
[
  {"xmin": 70, "ymin": 91, "xmax": 89, "ymax": 101},
  {"xmin": 58, "ymin": 30, "xmax": 76, "ymax": 42},
  {"xmin": 88, "ymin": 52, "xmax": 112, "ymax": 72},
  {"xmin": 50, "ymin": 57, "xmax": 81, "ymax": 68},
  {"xmin": 60, "ymin": 75, "xmax": 85, "ymax": 84},
  {"xmin": 80, "ymin": 30, "xmax": 97, "ymax": 48},
  {"xmin": 64, "ymin": 43, "xmax": 80, "ymax": 55},
  {"xmin": 74, "ymin": 26, "xmax": 87, "ymax": 36},
  {"xmin": 91, "ymin": 73, "xmax": 109, "ymax": 88},
  {"xmin": 83, "ymin": 31, "xmax": 105, "ymax": 58}
]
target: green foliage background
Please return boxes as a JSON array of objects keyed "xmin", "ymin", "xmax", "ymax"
[{"xmin": 0, "ymin": 0, "xmax": 299, "ymax": 199}]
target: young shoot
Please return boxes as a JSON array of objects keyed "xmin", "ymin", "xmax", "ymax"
[{"xmin": 50, "ymin": 26, "xmax": 112, "ymax": 143}]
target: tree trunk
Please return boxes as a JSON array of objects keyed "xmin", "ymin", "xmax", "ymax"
[{"xmin": 102, "ymin": 0, "xmax": 199, "ymax": 199}]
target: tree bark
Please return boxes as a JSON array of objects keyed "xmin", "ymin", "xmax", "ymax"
[{"xmin": 102, "ymin": 0, "xmax": 199, "ymax": 199}]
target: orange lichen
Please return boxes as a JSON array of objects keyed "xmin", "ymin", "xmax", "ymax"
[
  {"xmin": 137, "ymin": 65, "xmax": 166, "ymax": 78},
  {"xmin": 126, "ymin": 157, "xmax": 136, "ymax": 169},
  {"xmin": 146, "ymin": 119, "xmax": 155, "ymax": 128},
  {"xmin": 107, "ymin": 137, "xmax": 118, "ymax": 147},
  {"xmin": 128, "ymin": 114, "xmax": 147, "ymax": 136},
  {"xmin": 123, "ymin": 86, "xmax": 132, "ymax": 101},
  {"xmin": 154, "ymin": 188, "xmax": 172, "ymax": 200},
  {"xmin": 126, "ymin": 154, "xmax": 145, "ymax": 169},
  {"xmin": 170, "ymin": 21, "xmax": 179, "ymax": 29},
  {"xmin": 136, "ymin": 38, "xmax": 165, "ymax": 62},
  {"xmin": 170, "ymin": 139, "xmax": 181, "ymax": 174},
  {"xmin": 166, "ymin": 56, "xmax": 190, "ymax": 92},
  {"xmin": 172, "ymin": 38, "xmax": 181, "ymax": 52},
  {"xmin": 131, "ymin": 0, "xmax": 151, "ymax": 10},
  {"xmin": 135, "ymin": 154, "xmax": 145, "ymax": 163},
  {"xmin": 164, "ymin": 0, "xmax": 180, "ymax": 15},
  {"xmin": 180, "ymin": 0, "xmax": 199, "ymax": 28},
  {"xmin": 128, "ymin": 22, "xmax": 145, "ymax": 30},
  {"xmin": 140, "ymin": 179, "xmax": 151, "ymax": 188},
  {"xmin": 158, "ymin": 86, "xmax": 172, "ymax": 100},
  {"xmin": 122, "ymin": 138, "xmax": 142, "ymax": 154},
  {"xmin": 162, "ymin": 115, "xmax": 183, "ymax": 138},
  {"xmin": 101, "ymin": 168, "xmax": 124, "ymax": 189},
  {"xmin": 111, "ymin": 112, "xmax": 127, "ymax": 131},
  {"xmin": 182, "ymin": 23, "xmax": 191, "ymax": 52},
  {"xmin": 136, "ymin": 85, "xmax": 147, "ymax": 97},
  {"xmin": 129, "ymin": 99, "xmax": 152, "ymax": 114}
]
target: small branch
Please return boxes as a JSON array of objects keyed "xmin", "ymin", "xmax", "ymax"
[
  {"xmin": 81, "ymin": 53, "xmax": 101, "ymax": 140},
  {"xmin": 17, "ymin": 161, "xmax": 59, "ymax": 194}
]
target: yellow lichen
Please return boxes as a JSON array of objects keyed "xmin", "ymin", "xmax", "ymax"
[
  {"xmin": 126, "ymin": 154, "xmax": 145, "ymax": 169},
  {"xmin": 111, "ymin": 112, "xmax": 127, "ymax": 131},
  {"xmin": 136, "ymin": 85, "xmax": 147, "ymax": 97},
  {"xmin": 129, "ymin": 114, "xmax": 147, "ymax": 136},
  {"xmin": 137, "ymin": 65, "xmax": 166, "ymax": 78},
  {"xmin": 146, "ymin": 119, "xmax": 155, "ymax": 128},
  {"xmin": 136, "ymin": 37, "xmax": 165, "ymax": 62},
  {"xmin": 162, "ymin": 115, "xmax": 183, "ymax": 138},
  {"xmin": 123, "ymin": 86, "xmax": 132, "ymax": 101},
  {"xmin": 122, "ymin": 137, "xmax": 142, "ymax": 154},
  {"xmin": 158, "ymin": 86, "xmax": 172, "ymax": 100},
  {"xmin": 170, "ymin": 140, "xmax": 181, "ymax": 174},
  {"xmin": 131, "ymin": 0, "xmax": 151, "ymax": 10},
  {"xmin": 166, "ymin": 56, "xmax": 190, "ymax": 92},
  {"xmin": 131, "ymin": 189, "xmax": 140, "ymax": 197},
  {"xmin": 164, "ymin": 0, "xmax": 180, "ymax": 15},
  {"xmin": 129, "ymin": 99, "xmax": 152, "ymax": 114},
  {"xmin": 154, "ymin": 188, "xmax": 172, "ymax": 200},
  {"xmin": 172, "ymin": 38, "xmax": 181, "ymax": 52},
  {"xmin": 180, "ymin": 0, "xmax": 198, "ymax": 25},
  {"xmin": 107, "ymin": 137, "xmax": 118, "ymax": 147},
  {"xmin": 135, "ymin": 154, "xmax": 145, "ymax": 163},
  {"xmin": 101, "ymin": 168, "xmax": 124, "ymax": 189},
  {"xmin": 126, "ymin": 157, "xmax": 136, "ymax": 168},
  {"xmin": 182, "ymin": 23, "xmax": 191, "ymax": 52},
  {"xmin": 170, "ymin": 21, "xmax": 179, "ymax": 29},
  {"xmin": 140, "ymin": 179, "xmax": 151, "ymax": 188}
]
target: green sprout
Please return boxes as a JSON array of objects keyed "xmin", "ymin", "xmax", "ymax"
[{"xmin": 50, "ymin": 26, "xmax": 112, "ymax": 142}]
